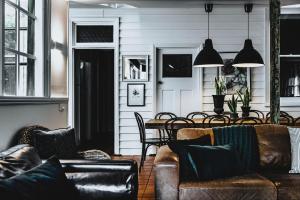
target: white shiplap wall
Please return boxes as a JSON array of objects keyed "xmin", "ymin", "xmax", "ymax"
[{"xmin": 70, "ymin": 5, "xmax": 299, "ymax": 155}]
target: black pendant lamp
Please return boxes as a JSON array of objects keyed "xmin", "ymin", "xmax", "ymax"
[
  {"xmin": 193, "ymin": 4, "xmax": 223, "ymax": 68},
  {"xmin": 233, "ymin": 4, "xmax": 264, "ymax": 68}
]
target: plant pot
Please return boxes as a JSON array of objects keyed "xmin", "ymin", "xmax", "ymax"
[
  {"xmin": 230, "ymin": 113, "xmax": 239, "ymax": 120},
  {"xmin": 213, "ymin": 95, "xmax": 225, "ymax": 115},
  {"xmin": 241, "ymin": 106, "xmax": 251, "ymax": 117}
]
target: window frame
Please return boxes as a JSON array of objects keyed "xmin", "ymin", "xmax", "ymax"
[{"xmin": 0, "ymin": 0, "xmax": 68, "ymax": 104}]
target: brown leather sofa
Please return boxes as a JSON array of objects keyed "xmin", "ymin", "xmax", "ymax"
[{"xmin": 154, "ymin": 124, "xmax": 300, "ymax": 200}]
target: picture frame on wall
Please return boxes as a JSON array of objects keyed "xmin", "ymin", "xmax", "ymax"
[
  {"xmin": 127, "ymin": 84, "xmax": 145, "ymax": 106},
  {"xmin": 122, "ymin": 55, "xmax": 149, "ymax": 82},
  {"xmin": 219, "ymin": 52, "xmax": 251, "ymax": 97},
  {"xmin": 162, "ymin": 54, "xmax": 193, "ymax": 78}
]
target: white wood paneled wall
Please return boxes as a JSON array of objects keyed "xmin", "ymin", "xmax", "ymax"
[{"xmin": 70, "ymin": 5, "xmax": 300, "ymax": 155}]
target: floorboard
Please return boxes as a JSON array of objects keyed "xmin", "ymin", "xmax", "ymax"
[{"xmin": 112, "ymin": 155, "xmax": 155, "ymax": 200}]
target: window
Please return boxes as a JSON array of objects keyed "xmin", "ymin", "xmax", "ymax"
[
  {"xmin": 2, "ymin": 0, "xmax": 44, "ymax": 97},
  {"xmin": 280, "ymin": 15, "xmax": 300, "ymax": 98}
]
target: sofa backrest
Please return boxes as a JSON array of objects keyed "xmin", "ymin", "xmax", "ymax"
[
  {"xmin": 254, "ymin": 124, "xmax": 291, "ymax": 171},
  {"xmin": 0, "ymin": 144, "xmax": 42, "ymax": 179},
  {"xmin": 177, "ymin": 128, "xmax": 214, "ymax": 144},
  {"xmin": 177, "ymin": 125, "xmax": 291, "ymax": 171}
]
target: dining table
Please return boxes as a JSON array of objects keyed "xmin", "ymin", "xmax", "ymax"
[{"xmin": 144, "ymin": 118, "xmax": 295, "ymax": 130}]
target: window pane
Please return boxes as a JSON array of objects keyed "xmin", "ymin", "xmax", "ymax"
[
  {"xmin": 19, "ymin": 12, "xmax": 34, "ymax": 54},
  {"xmin": 5, "ymin": 3, "xmax": 17, "ymax": 50},
  {"xmin": 3, "ymin": 51, "xmax": 17, "ymax": 96},
  {"xmin": 18, "ymin": 56, "xmax": 35, "ymax": 96},
  {"xmin": 20, "ymin": 0, "xmax": 34, "ymax": 14},
  {"xmin": 8, "ymin": 0, "xmax": 18, "ymax": 4},
  {"xmin": 76, "ymin": 25, "xmax": 114, "ymax": 43}
]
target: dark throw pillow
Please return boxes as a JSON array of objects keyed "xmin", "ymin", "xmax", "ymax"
[
  {"xmin": 0, "ymin": 157, "xmax": 79, "ymax": 200},
  {"xmin": 167, "ymin": 135, "xmax": 212, "ymax": 179},
  {"xmin": 185, "ymin": 144, "xmax": 244, "ymax": 180},
  {"xmin": 33, "ymin": 128, "xmax": 77, "ymax": 159}
]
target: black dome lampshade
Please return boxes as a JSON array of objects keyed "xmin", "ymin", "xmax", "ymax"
[
  {"xmin": 232, "ymin": 39, "xmax": 264, "ymax": 67},
  {"xmin": 193, "ymin": 39, "xmax": 224, "ymax": 67},
  {"xmin": 233, "ymin": 4, "xmax": 264, "ymax": 68},
  {"xmin": 193, "ymin": 3, "xmax": 224, "ymax": 68}
]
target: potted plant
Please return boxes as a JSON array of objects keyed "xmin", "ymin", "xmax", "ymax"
[
  {"xmin": 237, "ymin": 87, "xmax": 251, "ymax": 117},
  {"xmin": 227, "ymin": 94, "xmax": 238, "ymax": 119},
  {"xmin": 213, "ymin": 77, "xmax": 226, "ymax": 115}
]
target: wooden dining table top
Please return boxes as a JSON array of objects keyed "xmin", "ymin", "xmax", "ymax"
[{"xmin": 144, "ymin": 118, "xmax": 293, "ymax": 129}]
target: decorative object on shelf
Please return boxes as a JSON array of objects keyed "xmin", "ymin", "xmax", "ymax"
[
  {"xmin": 193, "ymin": 3, "xmax": 223, "ymax": 68},
  {"xmin": 227, "ymin": 94, "xmax": 239, "ymax": 120},
  {"xmin": 163, "ymin": 54, "xmax": 193, "ymax": 77},
  {"xmin": 122, "ymin": 55, "xmax": 149, "ymax": 82},
  {"xmin": 233, "ymin": 4, "xmax": 264, "ymax": 68},
  {"xmin": 213, "ymin": 77, "xmax": 226, "ymax": 115},
  {"xmin": 237, "ymin": 87, "xmax": 251, "ymax": 117},
  {"xmin": 219, "ymin": 52, "xmax": 251, "ymax": 97},
  {"xmin": 127, "ymin": 83, "xmax": 145, "ymax": 106}
]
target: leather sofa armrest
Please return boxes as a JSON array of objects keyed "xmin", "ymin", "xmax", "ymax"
[
  {"xmin": 62, "ymin": 160, "xmax": 138, "ymax": 200},
  {"xmin": 154, "ymin": 145, "xmax": 179, "ymax": 200}
]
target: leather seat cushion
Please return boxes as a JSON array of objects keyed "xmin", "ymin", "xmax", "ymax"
[
  {"xmin": 262, "ymin": 171, "xmax": 300, "ymax": 200},
  {"xmin": 179, "ymin": 173, "xmax": 277, "ymax": 200},
  {"xmin": 254, "ymin": 125, "xmax": 291, "ymax": 170}
]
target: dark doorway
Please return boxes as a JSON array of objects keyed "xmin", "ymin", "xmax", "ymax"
[{"xmin": 74, "ymin": 49, "xmax": 114, "ymax": 154}]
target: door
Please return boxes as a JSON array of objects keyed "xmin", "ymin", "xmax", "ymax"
[
  {"xmin": 74, "ymin": 49, "xmax": 114, "ymax": 154},
  {"xmin": 157, "ymin": 48, "xmax": 201, "ymax": 117}
]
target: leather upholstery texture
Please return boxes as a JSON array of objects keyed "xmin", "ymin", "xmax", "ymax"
[
  {"xmin": 179, "ymin": 173, "xmax": 277, "ymax": 200},
  {"xmin": 177, "ymin": 128, "xmax": 214, "ymax": 144},
  {"xmin": 0, "ymin": 145, "xmax": 138, "ymax": 200},
  {"xmin": 255, "ymin": 125, "xmax": 291, "ymax": 170}
]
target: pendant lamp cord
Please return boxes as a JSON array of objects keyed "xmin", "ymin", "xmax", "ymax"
[
  {"xmin": 245, "ymin": 3, "xmax": 253, "ymax": 39},
  {"xmin": 208, "ymin": 11, "xmax": 210, "ymax": 39},
  {"xmin": 247, "ymin": 11, "xmax": 250, "ymax": 39}
]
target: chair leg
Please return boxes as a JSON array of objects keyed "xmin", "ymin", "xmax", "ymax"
[{"xmin": 139, "ymin": 143, "xmax": 146, "ymax": 172}]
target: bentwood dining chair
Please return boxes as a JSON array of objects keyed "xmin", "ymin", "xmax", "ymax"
[
  {"xmin": 164, "ymin": 117, "xmax": 196, "ymax": 140},
  {"xmin": 154, "ymin": 112, "xmax": 177, "ymax": 142},
  {"xmin": 249, "ymin": 110, "xmax": 265, "ymax": 119},
  {"xmin": 266, "ymin": 114, "xmax": 295, "ymax": 126},
  {"xmin": 294, "ymin": 117, "xmax": 300, "ymax": 126},
  {"xmin": 134, "ymin": 112, "xmax": 165, "ymax": 172},
  {"xmin": 186, "ymin": 112, "xmax": 208, "ymax": 119},
  {"xmin": 202, "ymin": 115, "xmax": 231, "ymax": 128},
  {"xmin": 233, "ymin": 117, "xmax": 263, "ymax": 125}
]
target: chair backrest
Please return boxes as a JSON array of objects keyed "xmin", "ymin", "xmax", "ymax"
[
  {"xmin": 294, "ymin": 117, "xmax": 300, "ymax": 126},
  {"xmin": 266, "ymin": 114, "xmax": 294, "ymax": 126},
  {"xmin": 233, "ymin": 117, "xmax": 263, "ymax": 125},
  {"xmin": 249, "ymin": 110, "xmax": 264, "ymax": 119},
  {"xmin": 202, "ymin": 115, "xmax": 231, "ymax": 128},
  {"xmin": 164, "ymin": 117, "xmax": 196, "ymax": 140},
  {"xmin": 134, "ymin": 112, "xmax": 146, "ymax": 143},
  {"xmin": 266, "ymin": 111, "xmax": 291, "ymax": 118},
  {"xmin": 155, "ymin": 112, "xmax": 177, "ymax": 119},
  {"xmin": 186, "ymin": 112, "xmax": 208, "ymax": 119}
]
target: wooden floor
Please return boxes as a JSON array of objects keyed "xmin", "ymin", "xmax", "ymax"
[{"xmin": 112, "ymin": 155, "xmax": 155, "ymax": 200}]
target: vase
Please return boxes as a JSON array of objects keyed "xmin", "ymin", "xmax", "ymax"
[
  {"xmin": 212, "ymin": 95, "xmax": 225, "ymax": 115},
  {"xmin": 230, "ymin": 113, "xmax": 239, "ymax": 120},
  {"xmin": 241, "ymin": 106, "xmax": 251, "ymax": 117}
]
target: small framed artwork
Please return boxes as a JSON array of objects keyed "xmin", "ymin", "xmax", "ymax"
[
  {"xmin": 122, "ymin": 55, "xmax": 149, "ymax": 82},
  {"xmin": 162, "ymin": 54, "xmax": 193, "ymax": 78},
  {"xmin": 219, "ymin": 52, "xmax": 251, "ymax": 97},
  {"xmin": 127, "ymin": 84, "xmax": 145, "ymax": 106}
]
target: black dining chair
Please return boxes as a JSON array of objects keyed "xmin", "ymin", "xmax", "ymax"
[
  {"xmin": 294, "ymin": 117, "xmax": 300, "ymax": 126},
  {"xmin": 164, "ymin": 117, "xmax": 196, "ymax": 140},
  {"xmin": 134, "ymin": 112, "xmax": 165, "ymax": 172},
  {"xmin": 202, "ymin": 115, "xmax": 231, "ymax": 128},
  {"xmin": 266, "ymin": 111, "xmax": 291, "ymax": 118},
  {"xmin": 186, "ymin": 112, "xmax": 208, "ymax": 119},
  {"xmin": 266, "ymin": 114, "xmax": 294, "ymax": 126},
  {"xmin": 155, "ymin": 112, "xmax": 177, "ymax": 143},
  {"xmin": 249, "ymin": 110, "xmax": 265, "ymax": 119},
  {"xmin": 233, "ymin": 117, "xmax": 263, "ymax": 125}
]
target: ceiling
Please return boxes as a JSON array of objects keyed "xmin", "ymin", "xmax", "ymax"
[{"xmin": 67, "ymin": 0, "xmax": 300, "ymax": 8}]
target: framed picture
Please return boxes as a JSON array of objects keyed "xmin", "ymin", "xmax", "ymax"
[
  {"xmin": 162, "ymin": 54, "xmax": 193, "ymax": 78},
  {"xmin": 127, "ymin": 84, "xmax": 145, "ymax": 106},
  {"xmin": 122, "ymin": 55, "xmax": 149, "ymax": 82},
  {"xmin": 219, "ymin": 52, "xmax": 251, "ymax": 96}
]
